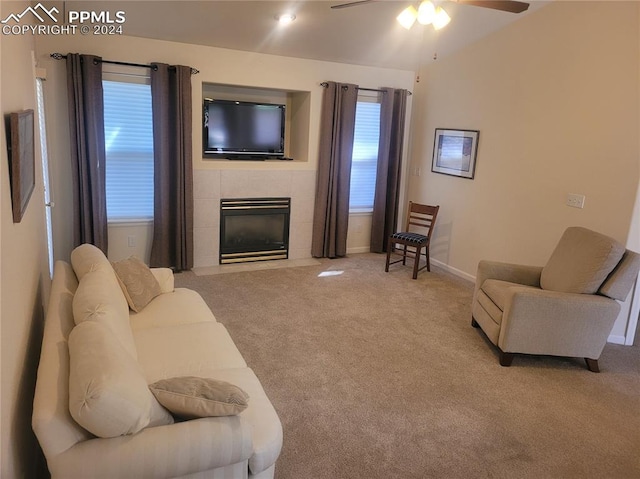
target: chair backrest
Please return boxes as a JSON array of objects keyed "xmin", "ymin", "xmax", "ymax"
[
  {"xmin": 540, "ymin": 226, "xmax": 627, "ymax": 295},
  {"xmin": 405, "ymin": 202, "xmax": 439, "ymax": 238},
  {"xmin": 599, "ymin": 249, "xmax": 640, "ymax": 301}
]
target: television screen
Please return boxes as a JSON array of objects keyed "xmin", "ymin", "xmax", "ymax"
[{"xmin": 204, "ymin": 99, "xmax": 285, "ymax": 158}]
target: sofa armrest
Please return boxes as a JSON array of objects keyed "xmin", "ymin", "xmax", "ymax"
[
  {"xmin": 151, "ymin": 268, "xmax": 174, "ymax": 293},
  {"xmin": 49, "ymin": 415, "xmax": 253, "ymax": 479},
  {"xmin": 499, "ymin": 287, "xmax": 621, "ymax": 358}
]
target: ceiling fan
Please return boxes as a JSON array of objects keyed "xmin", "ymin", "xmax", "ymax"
[
  {"xmin": 331, "ymin": 0, "xmax": 530, "ymax": 31},
  {"xmin": 331, "ymin": 0, "xmax": 530, "ymax": 13}
]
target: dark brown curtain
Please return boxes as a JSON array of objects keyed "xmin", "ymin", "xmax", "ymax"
[
  {"xmin": 370, "ymin": 88, "xmax": 409, "ymax": 253},
  {"xmin": 311, "ymin": 82, "xmax": 358, "ymax": 258},
  {"xmin": 66, "ymin": 53, "xmax": 108, "ymax": 253},
  {"xmin": 149, "ymin": 63, "xmax": 193, "ymax": 270}
]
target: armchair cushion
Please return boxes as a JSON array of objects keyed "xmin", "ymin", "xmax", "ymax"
[
  {"xmin": 481, "ymin": 279, "xmax": 539, "ymax": 312},
  {"xmin": 540, "ymin": 227, "xmax": 625, "ymax": 294}
]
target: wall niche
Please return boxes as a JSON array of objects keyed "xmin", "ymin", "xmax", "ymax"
[{"xmin": 202, "ymin": 82, "xmax": 311, "ymax": 163}]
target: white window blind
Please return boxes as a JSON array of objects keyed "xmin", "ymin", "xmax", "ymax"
[
  {"xmin": 103, "ymin": 80, "xmax": 154, "ymax": 221},
  {"xmin": 349, "ymin": 100, "xmax": 381, "ymax": 211}
]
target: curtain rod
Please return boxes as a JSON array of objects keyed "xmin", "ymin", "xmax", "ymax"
[
  {"xmin": 50, "ymin": 53, "xmax": 199, "ymax": 75},
  {"xmin": 320, "ymin": 82, "xmax": 412, "ymax": 96}
]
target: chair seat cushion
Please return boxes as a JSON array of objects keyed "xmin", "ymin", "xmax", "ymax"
[{"xmin": 390, "ymin": 232, "xmax": 428, "ymax": 244}]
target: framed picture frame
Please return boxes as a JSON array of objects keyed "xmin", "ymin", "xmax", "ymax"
[
  {"xmin": 431, "ymin": 128, "xmax": 479, "ymax": 179},
  {"xmin": 7, "ymin": 109, "xmax": 35, "ymax": 223}
]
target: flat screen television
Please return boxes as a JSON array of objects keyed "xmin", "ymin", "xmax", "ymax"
[{"xmin": 203, "ymin": 99, "xmax": 285, "ymax": 159}]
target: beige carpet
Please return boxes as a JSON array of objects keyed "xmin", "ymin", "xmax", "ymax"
[{"xmin": 175, "ymin": 253, "xmax": 640, "ymax": 479}]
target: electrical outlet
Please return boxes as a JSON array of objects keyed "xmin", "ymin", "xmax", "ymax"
[
  {"xmin": 566, "ymin": 193, "xmax": 585, "ymax": 209},
  {"xmin": 127, "ymin": 235, "xmax": 136, "ymax": 247}
]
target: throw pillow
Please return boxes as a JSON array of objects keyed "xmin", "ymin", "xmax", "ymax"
[
  {"xmin": 112, "ymin": 256, "xmax": 162, "ymax": 312},
  {"xmin": 149, "ymin": 376, "xmax": 250, "ymax": 419}
]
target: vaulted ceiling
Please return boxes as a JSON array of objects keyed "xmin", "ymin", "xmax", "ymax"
[{"xmin": 64, "ymin": 1, "xmax": 551, "ymax": 71}]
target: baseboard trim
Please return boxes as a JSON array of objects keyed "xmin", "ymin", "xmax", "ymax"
[
  {"xmin": 347, "ymin": 246, "xmax": 371, "ymax": 254},
  {"xmin": 607, "ymin": 334, "xmax": 626, "ymax": 345},
  {"xmin": 430, "ymin": 258, "xmax": 475, "ymax": 283}
]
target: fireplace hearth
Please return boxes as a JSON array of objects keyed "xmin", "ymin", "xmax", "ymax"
[{"xmin": 220, "ymin": 198, "xmax": 291, "ymax": 264}]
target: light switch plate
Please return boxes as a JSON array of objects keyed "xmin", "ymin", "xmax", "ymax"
[{"xmin": 566, "ymin": 193, "xmax": 585, "ymax": 209}]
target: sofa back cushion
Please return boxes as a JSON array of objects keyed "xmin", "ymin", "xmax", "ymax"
[
  {"xmin": 73, "ymin": 268, "xmax": 138, "ymax": 359},
  {"xmin": 540, "ymin": 227, "xmax": 625, "ymax": 294},
  {"xmin": 71, "ymin": 243, "xmax": 113, "ymax": 280},
  {"xmin": 68, "ymin": 321, "xmax": 173, "ymax": 438}
]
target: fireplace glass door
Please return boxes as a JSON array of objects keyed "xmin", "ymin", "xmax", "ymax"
[{"xmin": 220, "ymin": 198, "xmax": 290, "ymax": 264}]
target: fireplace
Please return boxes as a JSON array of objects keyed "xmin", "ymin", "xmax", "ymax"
[{"xmin": 220, "ymin": 198, "xmax": 291, "ymax": 264}]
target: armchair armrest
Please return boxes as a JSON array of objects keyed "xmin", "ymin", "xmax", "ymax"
[
  {"xmin": 150, "ymin": 267, "xmax": 174, "ymax": 293},
  {"xmin": 50, "ymin": 415, "xmax": 253, "ymax": 479},
  {"xmin": 476, "ymin": 260, "xmax": 543, "ymax": 287},
  {"xmin": 500, "ymin": 287, "xmax": 621, "ymax": 358},
  {"xmin": 474, "ymin": 261, "xmax": 543, "ymax": 302}
]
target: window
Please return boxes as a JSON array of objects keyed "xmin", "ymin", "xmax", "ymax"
[
  {"xmin": 349, "ymin": 99, "xmax": 381, "ymax": 212},
  {"xmin": 103, "ymin": 80, "xmax": 154, "ymax": 221},
  {"xmin": 36, "ymin": 77, "xmax": 54, "ymax": 277}
]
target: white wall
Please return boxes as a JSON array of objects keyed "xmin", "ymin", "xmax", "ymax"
[
  {"xmin": 409, "ymin": 1, "xmax": 640, "ymax": 339},
  {"xmin": 347, "ymin": 213, "xmax": 374, "ymax": 254},
  {"xmin": 34, "ymin": 33, "xmax": 415, "ymax": 264},
  {"xmin": 627, "ymin": 3, "xmax": 640, "ymax": 346},
  {"xmin": 1, "ymin": 2, "xmax": 50, "ymax": 477}
]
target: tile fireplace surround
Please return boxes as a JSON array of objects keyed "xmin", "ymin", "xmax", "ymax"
[{"xmin": 193, "ymin": 169, "xmax": 316, "ymax": 268}]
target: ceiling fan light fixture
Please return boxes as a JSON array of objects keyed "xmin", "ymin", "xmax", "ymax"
[
  {"xmin": 396, "ymin": 5, "xmax": 418, "ymax": 30},
  {"xmin": 396, "ymin": 0, "xmax": 452, "ymax": 31},
  {"xmin": 417, "ymin": 1, "xmax": 436, "ymax": 25},
  {"xmin": 433, "ymin": 6, "xmax": 451, "ymax": 29},
  {"xmin": 275, "ymin": 13, "xmax": 296, "ymax": 25}
]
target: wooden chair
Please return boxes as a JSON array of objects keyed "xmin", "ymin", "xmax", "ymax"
[{"xmin": 385, "ymin": 202, "xmax": 439, "ymax": 279}]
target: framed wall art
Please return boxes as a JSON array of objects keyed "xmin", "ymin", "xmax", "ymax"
[
  {"xmin": 431, "ymin": 128, "xmax": 479, "ymax": 179},
  {"xmin": 7, "ymin": 109, "xmax": 36, "ymax": 223}
]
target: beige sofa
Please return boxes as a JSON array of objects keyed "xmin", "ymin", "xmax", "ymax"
[{"xmin": 32, "ymin": 244, "xmax": 282, "ymax": 478}]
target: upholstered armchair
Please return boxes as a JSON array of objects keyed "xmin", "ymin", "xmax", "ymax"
[{"xmin": 471, "ymin": 227, "xmax": 640, "ymax": 372}]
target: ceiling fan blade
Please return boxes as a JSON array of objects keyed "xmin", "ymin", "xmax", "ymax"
[
  {"xmin": 331, "ymin": 0, "xmax": 376, "ymax": 10},
  {"xmin": 457, "ymin": 1, "xmax": 530, "ymax": 14}
]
